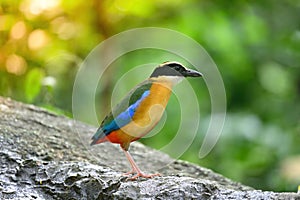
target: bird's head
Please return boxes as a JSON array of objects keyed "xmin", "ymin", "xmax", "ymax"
[{"xmin": 150, "ymin": 61, "xmax": 202, "ymax": 85}]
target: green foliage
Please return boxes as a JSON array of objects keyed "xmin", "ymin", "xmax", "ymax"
[
  {"xmin": 1, "ymin": 0, "xmax": 299, "ymax": 192},
  {"xmin": 25, "ymin": 68, "xmax": 44, "ymax": 102}
]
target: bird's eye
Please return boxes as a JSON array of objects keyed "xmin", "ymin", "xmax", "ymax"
[
  {"xmin": 167, "ymin": 63, "xmax": 184, "ymax": 72},
  {"xmin": 171, "ymin": 65, "xmax": 180, "ymax": 71},
  {"xmin": 175, "ymin": 66, "xmax": 183, "ymax": 72}
]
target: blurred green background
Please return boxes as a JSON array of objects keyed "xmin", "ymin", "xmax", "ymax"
[{"xmin": 1, "ymin": 0, "xmax": 300, "ymax": 192}]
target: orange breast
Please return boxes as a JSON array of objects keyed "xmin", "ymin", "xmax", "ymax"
[
  {"xmin": 105, "ymin": 82, "xmax": 172, "ymax": 146},
  {"xmin": 132, "ymin": 82, "xmax": 172, "ymax": 126}
]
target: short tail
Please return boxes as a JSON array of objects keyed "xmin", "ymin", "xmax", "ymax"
[
  {"xmin": 90, "ymin": 128, "xmax": 107, "ymax": 146},
  {"xmin": 90, "ymin": 136, "xmax": 108, "ymax": 146},
  {"xmin": 90, "ymin": 138, "xmax": 98, "ymax": 146}
]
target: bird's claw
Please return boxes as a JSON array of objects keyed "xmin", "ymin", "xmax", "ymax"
[
  {"xmin": 122, "ymin": 170, "xmax": 136, "ymax": 176},
  {"xmin": 126, "ymin": 172, "xmax": 160, "ymax": 181}
]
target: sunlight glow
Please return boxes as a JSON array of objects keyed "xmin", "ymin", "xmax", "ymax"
[
  {"xmin": 28, "ymin": 29, "xmax": 49, "ymax": 50},
  {"xmin": 29, "ymin": 0, "xmax": 60, "ymax": 15},
  {"xmin": 10, "ymin": 21, "xmax": 27, "ymax": 40},
  {"xmin": 51, "ymin": 17, "xmax": 77, "ymax": 40},
  {"xmin": 5, "ymin": 54, "xmax": 27, "ymax": 75}
]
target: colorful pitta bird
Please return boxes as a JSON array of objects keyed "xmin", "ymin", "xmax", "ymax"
[{"xmin": 91, "ymin": 61, "xmax": 202, "ymax": 179}]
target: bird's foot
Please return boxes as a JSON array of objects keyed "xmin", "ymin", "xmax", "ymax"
[
  {"xmin": 121, "ymin": 150, "xmax": 160, "ymax": 180},
  {"xmin": 122, "ymin": 170, "xmax": 136, "ymax": 176},
  {"xmin": 127, "ymin": 172, "xmax": 160, "ymax": 180}
]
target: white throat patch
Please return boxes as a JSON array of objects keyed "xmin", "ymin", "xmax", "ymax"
[{"xmin": 155, "ymin": 76, "xmax": 184, "ymax": 86}]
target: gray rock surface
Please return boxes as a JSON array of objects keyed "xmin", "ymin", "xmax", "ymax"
[{"xmin": 0, "ymin": 96, "xmax": 299, "ymax": 199}]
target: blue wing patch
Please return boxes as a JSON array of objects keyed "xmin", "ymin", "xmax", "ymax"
[
  {"xmin": 91, "ymin": 81, "xmax": 153, "ymax": 145},
  {"xmin": 101, "ymin": 90, "xmax": 150, "ymax": 135}
]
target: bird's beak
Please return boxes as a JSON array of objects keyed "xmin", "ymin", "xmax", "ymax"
[{"xmin": 183, "ymin": 68, "xmax": 203, "ymax": 77}]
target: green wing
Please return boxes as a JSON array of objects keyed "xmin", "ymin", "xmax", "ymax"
[{"xmin": 91, "ymin": 79, "xmax": 153, "ymax": 142}]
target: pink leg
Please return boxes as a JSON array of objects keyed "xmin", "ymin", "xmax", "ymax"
[
  {"xmin": 122, "ymin": 153, "xmax": 138, "ymax": 176},
  {"xmin": 122, "ymin": 149, "xmax": 160, "ymax": 180}
]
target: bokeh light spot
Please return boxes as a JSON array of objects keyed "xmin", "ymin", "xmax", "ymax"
[
  {"xmin": 280, "ymin": 156, "xmax": 300, "ymax": 182},
  {"xmin": 29, "ymin": 0, "xmax": 60, "ymax": 15},
  {"xmin": 10, "ymin": 21, "xmax": 27, "ymax": 40},
  {"xmin": 5, "ymin": 54, "xmax": 27, "ymax": 75},
  {"xmin": 258, "ymin": 62, "xmax": 291, "ymax": 95},
  {"xmin": 28, "ymin": 29, "xmax": 49, "ymax": 50},
  {"xmin": 51, "ymin": 17, "xmax": 77, "ymax": 40}
]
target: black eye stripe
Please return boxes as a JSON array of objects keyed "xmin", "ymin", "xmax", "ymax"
[
  {"xmin": 150, "ymin": 63, "xmax": 186, "ymax": 77},
  {"xmin": 168, "ymin": 64, "xmax": 185, "ymax": 72}
]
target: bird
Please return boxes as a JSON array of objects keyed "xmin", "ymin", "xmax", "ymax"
[{"xmin": 91, "ymin": 61, "xmax": 202, "ymax": 180}]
